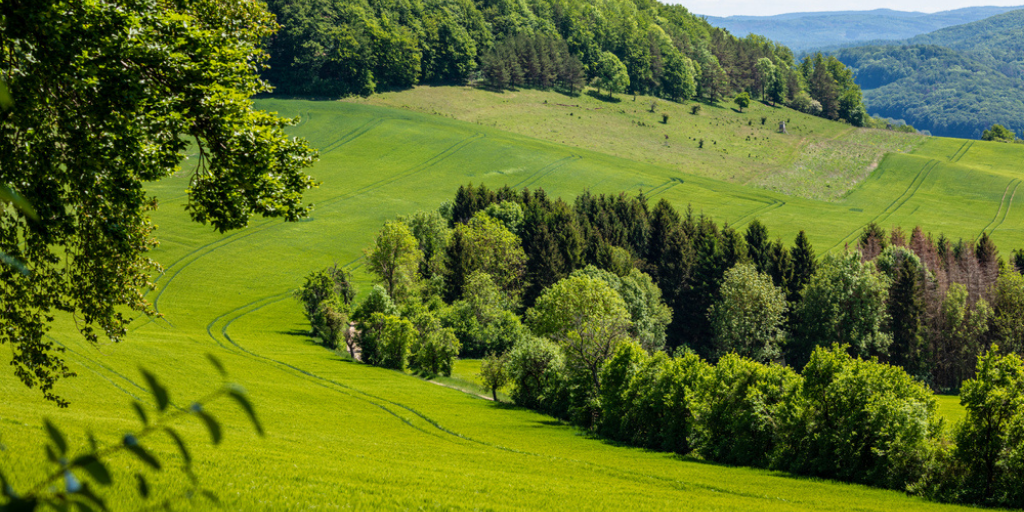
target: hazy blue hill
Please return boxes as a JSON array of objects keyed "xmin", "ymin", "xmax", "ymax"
[
  {"xmin": 826, "ymin": 9, "xmax": 1024, "ymax": 139},
  {"xmin": 834, "ymin": 44, "xmax": 1024, "ymax": 139},
  {"xmin": 704, "ymin": 6, "xmax": 1023, "ymax": 51},
  {"xmin": 906, "ymin": 9, "xmax": 1024, "ymax": 80}
]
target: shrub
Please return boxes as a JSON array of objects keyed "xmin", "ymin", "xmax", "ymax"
[
  {"xmin": 506, "ymin": 335, "xmax": 569, "ymax": 417},
  {"xmin": 949, "ymin": 346, "xmax": 1024, "ymax": 507},
  {"xmin": 351, "ymin": 285, "xmax": 399, "ymax": 323},
  {"xmin": 787, "ymin": 345, "xmax": 941, "ymax": 490},
  {"xmin": 408, "ymin": 312, "xmax": 461, "ymax": 376},
  {"xmin": 600, "ymin": 342, "xmax": 707, "ymax": 453},
  {"xmin": 690, "ymin": 104, "xmax": 701, "ymax": 115},
  {"xmin": 708, "ymin": 263, "xmax": 788, "ymax": 362},
  {"xmin": 661, "ymin": 113, "xmax": 669, "ymax": 124},
  {"xmin": 690, "ymin": 353, "xmax": 802, "ymax": 468},
  {"xmin": 359, "ymin": 313, "xmax": 416, "ymax": 370}
]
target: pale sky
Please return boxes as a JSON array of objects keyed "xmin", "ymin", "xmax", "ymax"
[{"xmin": 682, "ymin": 0, "xmax": 1024, "ymax": 17}]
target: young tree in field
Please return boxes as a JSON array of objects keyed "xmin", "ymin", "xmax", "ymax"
[
  {"xmin": 479, "ymin": 352, "xmax": 510, "ymax": 401},
  {"xmin": 365, "ymin": 221, "xmax": 423, "ymax": 304},
  {"xmin": 733, "ymin": 92, "xmax": 751, "ymax": 112},
  {"xmin": 0, "ymin": 0, "xmax": 318, "ymax": 405},
  {"xmin": 708, "ymin": 263, "xmax": 788, "ymax": 362},
  {"xmin": 791, "ymin": 252, "xmax": 891, "ymax": 368},
  {"xmin": 591, "ymin": 51, "xmax": 629, "ymax": 98},
  {"xmin": 526, "ymin": 275, "xmax": 632, "ymax": 394}
]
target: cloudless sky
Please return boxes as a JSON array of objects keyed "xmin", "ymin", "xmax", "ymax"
[{"xmin": 680, "ymin": 0, "xmax": 1024, "ymax": 17}]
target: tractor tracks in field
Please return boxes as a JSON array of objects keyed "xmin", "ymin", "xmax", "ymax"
[
  {"xmin": 731, "ymin": 198, "xmax": 786, "ymax": 229},
  {"xmin": 512, "ymin": 154, "xmax": 581, "ymax": 190},
  {"xmin": 644, "ymin": 177, "xmax": 684, "ymax": 200},
  {"xmin": 140, "ymin": 132, "xmax": 484, "ymax": 329},
  {"xmin": 827, "ymin": 158, "xmax": 938, "ymax": 253},
  {"xmin": 979, "ymin": 178, "xmax": 1020, "ymax": 238},
  {"xmin": 948, "ymin": 140, "xmax": 974, "ymax": 163}
]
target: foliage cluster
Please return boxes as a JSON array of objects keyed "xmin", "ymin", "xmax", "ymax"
[
  {"xmin": 0, "ymin": 0, "xmax": 319, "ymax": 406},
  {"xmin": 263, "ymin": 0, "xmax": 867, "ymax": 119}
]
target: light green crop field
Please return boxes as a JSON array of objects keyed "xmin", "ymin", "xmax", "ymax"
[{"xmin": 0, "ymin": 89, "xmax": 1011, "ymax": 510}]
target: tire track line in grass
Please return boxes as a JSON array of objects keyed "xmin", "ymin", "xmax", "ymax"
[
  {"xmin": 646, "ymin": 177, "xmax": 685, "ymax": 200},
  {"xmin": 50, "ymin": 336, "xmax": 148, "ymax": 402},
  {"xmin": 954, "ymin": 141, "xmax": 975, "ymax": 163},
  {"xmin": 519, "ymin": 154, "xmax": 580, "ymax": 191},
  {"xmin": 948, "ymin": 140, "xmax": 970, "ymax": 162},
  {"xmin": 826, "ymin": 159, "xmax": 937, "ymax": 253},
  {"xmin": 147, "ymin": 133, "xmax": 484, "ymax": 325},
  {"xmin": 203, "ymin": 294, "xmax": 467, "ymax": 444},
  {"xmin": 316, "ymin": 133, "xmax": 486, "ymax": 211},
  {"xmin": 318, "ymin": 118, "xmax": 385, "ymax": 155},
  {"xmin": 984, "ymin": 179, "xmax": 1020, "ymax": 237},
  {"xmin": 730, "ymin": 198, "xmax": 786, "ymax": 229},
  {"xmin": 208, "ymin": 295, "xmax": 803, "ymax": 505},
  {"xmin": 511, "ymin": 155, "xmax": 580, "ymax": 190},
  {"xmin": 977, "ymin": 178, "xmax": 1016, "ymax": 237}
]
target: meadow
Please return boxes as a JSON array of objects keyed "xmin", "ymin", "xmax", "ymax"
[{"xmin": 2, "ymin": 87, "xmax": 1019, "ymax": 510}]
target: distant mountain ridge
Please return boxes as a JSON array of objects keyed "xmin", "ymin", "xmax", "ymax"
[
  {"xmin": 831, "ymin": 9, "xmax": 1024, "ymax": 139},
  {"xmin": 703, "ymin": 6, "xmax": 1024, "ymax": 51}
]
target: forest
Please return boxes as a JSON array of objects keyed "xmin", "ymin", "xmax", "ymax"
[
  {"xmin": 830, "ymin": 9, "xmax": 1024, "ymax": 139},
  {"xmin": 262, "ymin": 0, "xmax": 868, "ymax": 124},
  {"xmin": 297, "ymin": 183, "xmax": 1024, "ymax": 509}
]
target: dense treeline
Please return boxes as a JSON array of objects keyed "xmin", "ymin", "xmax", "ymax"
[
  {"xmin": 262, "ymin": 0, "xmax": 867, "ymax": 123},
  {"xmin": 295, "ymin": 184, "xmax": 1024, "ymax": 507}
]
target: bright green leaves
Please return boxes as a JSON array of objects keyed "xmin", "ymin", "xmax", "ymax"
[
  {"xmin": 9, "ymin": 359, "xmax": 262, "ymax": 510},
  {"xmin": 1, "ymin": 0, "xmax": 318, "ymax": 406}
]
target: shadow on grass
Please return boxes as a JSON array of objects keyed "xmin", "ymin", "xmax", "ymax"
[
  {"xmin": 585, "ymin": 90, "xmax": 623, "ymax": 103},
  {"xmin": 278, "ymin": 329, "xmax": 311, "ymax": 337}
]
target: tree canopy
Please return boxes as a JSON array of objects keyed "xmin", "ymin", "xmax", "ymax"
[{"xmin": 0, "ymin": 0, "xmax": 318, "ymax": 405}]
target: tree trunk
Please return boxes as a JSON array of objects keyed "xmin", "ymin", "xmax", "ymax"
[{"xmin": 492, "ymin": 388, "xmax": 498, "ymax": 401}]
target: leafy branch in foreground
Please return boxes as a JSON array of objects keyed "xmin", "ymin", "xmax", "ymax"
[{"xmin": 0, "ymin": 355, "xmax": 263, "ymax": 512}]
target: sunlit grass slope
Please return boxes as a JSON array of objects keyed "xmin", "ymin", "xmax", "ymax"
[
  {"xmin": 0, "ymin": 91, "xmax": 1015, "ymax": 511},
  {"xmin": 349, "ymin": 85, "xmax": 925, "ymax": 201}
]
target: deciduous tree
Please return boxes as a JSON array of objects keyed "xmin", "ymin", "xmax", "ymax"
[{"xmin": 0, "ymin": 0, "xmax": 318, "ymax": 405}]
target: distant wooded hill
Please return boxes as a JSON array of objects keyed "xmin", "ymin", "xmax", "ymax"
[
  {"xmin": 260, "ymin": 0, "xmax": 867, "ymax": 126},
  {"xmin": 703, "ymin": 6, "xmax": 1023, "ymax": 51},
  {"xmin": 831, "ymin": 10, "xmax": 1024, "ymax": 139}
]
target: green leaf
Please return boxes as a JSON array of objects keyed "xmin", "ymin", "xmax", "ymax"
[
  {"xmin": 228, "ymin": 387, "xmax": 264, "ymax": 436},
  {"xmin": 44, "ymin": 419, "xmax": 68, "ymax": 456},
  {"xmin": 0, "ymin": 184, "xmax": 38, "ymax": 220},
  {"xmin": 206, "ymin": 353, "xmax": 227, "ymax": 378},
  {"xmin": 194, "ymin": 409, "xmax": 222, "ymax": 445},
  {"xmin": 76, "ymin": 483, "xmax": 109, "ymax": 512},
  {"xmin": 136, "ymin": 474, "xmax": 149, "ymax": 499},
  {"xmin": 124, "ymin": 442, "xmax": 161, "ymax": 470},
  {"xmin": 163, "ymin": 427, "xmax": 192, "ymax": 466},
  {"xmin": 200, "ymin": 490, "xmax": 220, "ymax": 505},
  {"xmin": 72, "ymin": 455, "xmax": 111, "ymax": 486},
  {"xmin": 74, "ymin": 500, "xmax": 97, "ymax": 512},
  {"xmin": 141, "ymin": 370, "xmax": 169, "ymax": 412},
  {"xmin": 87, "ymin": 433, "xmax": 98, "ymax": 453},
  {"xmin": 131, "ymin": 401, "xmax": 149, "ymax": 426}
]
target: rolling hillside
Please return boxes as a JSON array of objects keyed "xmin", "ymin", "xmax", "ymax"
[
  {"xmin": 703, "ymin": 6, "xmax": 1024, "ymax": 51},
  {"xmin": 2, "ymin": 91, "xmax": 1023, "ymax": 510},
  {"xmin": 830, "ymin": 9, "xmax": 1024, "ymax": 139}
]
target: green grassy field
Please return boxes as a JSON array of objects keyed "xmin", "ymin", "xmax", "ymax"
[{"xmin": 0, "ymin": 88, "xmax": 1011, "ymax": 510}]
